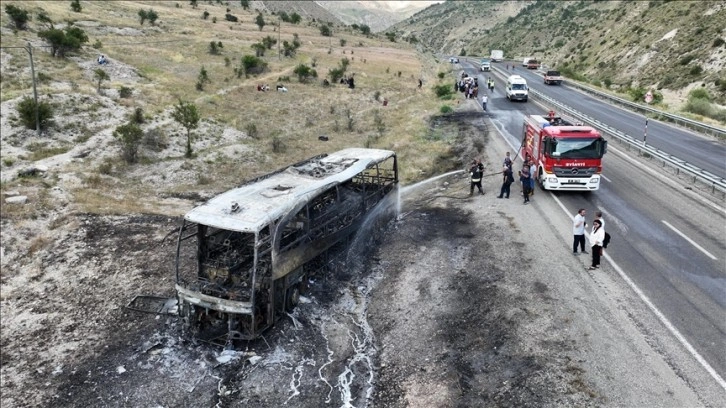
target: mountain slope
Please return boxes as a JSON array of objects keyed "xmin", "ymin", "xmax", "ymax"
[
  {"xmin": 392, "ymin": 0, "xmax": 726, "ymax": 107},
  {"xmin": 317, "ymin": 1, "xmax": 440, "ymax": 33}
]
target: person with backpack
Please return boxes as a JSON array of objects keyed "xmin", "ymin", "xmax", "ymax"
[
  {"xmin": 497, "ymin": 165, "xmax": 514, "ymax": 198},
  {"xmin": 588, "ymin": 219, "xmax": 604, "ymax": 270}
]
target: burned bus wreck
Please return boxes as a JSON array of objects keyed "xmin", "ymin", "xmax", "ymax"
[{"xmin": 174, "ymin": 148, "xmax": 398, "ymax": 344}]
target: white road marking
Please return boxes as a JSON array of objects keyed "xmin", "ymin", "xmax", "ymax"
[
  {"xmin": 551, "ymin": 195, "xmax": 726, "ymax": 392},
  {"xmin": 661, "ymin": 220, "xmax": 718, "ymax": 260},
  {"xmin": 608, "ymin": 145, "xmax": 725, "ymax": 215},
  {"xmin": 601, "ymin": 174, "xmax": 611, "ymax": 183}
]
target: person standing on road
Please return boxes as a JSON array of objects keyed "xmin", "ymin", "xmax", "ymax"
[
  {"xmin": 497, "ymin": 165, "xmax": 514, "ymax": 199},
  {"xmin": 481, "ymin": 94, "xmax": 488, "ymax": 111},
  {"xmin": 469, "ymin": 160, "xmax": 484, "ymax": 196},
  {"xmin": 519, "ymin": 161, "xmax": 531, "ymax": 204},
  {"xmin": 588, "ymin": 219, "xmax": 604, "ymax": 270},
  {"xmin": 503, "ymin": 152, "xmax": 512, "ymax": 170},
  {"xmin": 573, "ymin": 208, "xmax": 588, "ymax": 255},
  {"xmin": 529, "ymin": 160, "xmax": 536, "ymax": 196}
]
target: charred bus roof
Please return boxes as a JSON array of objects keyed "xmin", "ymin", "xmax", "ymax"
[{"xmin": 184, "ymin": 148, "xmax": 396, "ymax": 233}]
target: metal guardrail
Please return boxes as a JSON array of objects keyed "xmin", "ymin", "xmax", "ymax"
[
  {"xmin": 557, "ymin": 78, "xmax": 726, "ymax": 139},
  {"xmin": 529, "ymin": 89, "xmax": 726, "ymax": 200},
  {"xmin": 464, "ymin": 56, "xmax": 726, "ymax": 138},
  {"xmin": 528, "ymin": 67, "xmax": 726, "ymax": 139}
]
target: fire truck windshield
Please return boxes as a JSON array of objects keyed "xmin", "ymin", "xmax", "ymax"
[{"xmin": 549, "ymin": 137, "xmax": 603, "ymax": 159}]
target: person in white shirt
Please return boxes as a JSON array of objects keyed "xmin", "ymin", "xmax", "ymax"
[
  {"xmin": 481, "ymin": 94, "xmax": 488, "ymax": 111},
  {"xmin": 572, "ymin": 208, "xmax": 587, "ymax": 255},
  {"xmin": 588, "ymin": 219, "xmax": 604, "ymax": 270}
]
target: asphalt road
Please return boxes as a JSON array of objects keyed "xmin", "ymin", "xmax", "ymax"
[
  {"xmin": 459, "ymin": 60, "xmax": 726, "ymax": 394},
  {"xmin": 499, "ymin": 63, "xmax": 726, "ymax": 178}
]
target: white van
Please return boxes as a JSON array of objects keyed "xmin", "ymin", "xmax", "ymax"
[{"xmin": 506, "ymin": 75, "xmax": 528, "ymax": 102}]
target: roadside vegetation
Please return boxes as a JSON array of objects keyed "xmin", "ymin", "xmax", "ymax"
[{"xmin": 0, "ymin": 0, "xmax": 458, "ymax": 217}]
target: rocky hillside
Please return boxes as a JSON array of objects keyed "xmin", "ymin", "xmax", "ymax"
[
  {"xmin": 257, "ymin": 0, "xmax": 342, "ymax": 25},
  {"xmin": 317, "ymin": 1, "xmax": 440, "ymax": 33},
  {"xmin": 393, "ymin": 0, "xmax": 726, "ymax": 108}
]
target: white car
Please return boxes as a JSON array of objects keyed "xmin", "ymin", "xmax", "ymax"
[{"xmin": 449, "ymin": 57, "xmax": 459, "ymax": 63}]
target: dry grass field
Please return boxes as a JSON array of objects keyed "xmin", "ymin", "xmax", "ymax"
[{"xmin": 1, "ymin": 1, "xmax": 464, "ymax": 217}]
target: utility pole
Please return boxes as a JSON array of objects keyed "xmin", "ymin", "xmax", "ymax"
[
  {"xmin": 25, "ymin": 42, "xmax": 40, "ymax": 136},
  {"xmin": 277, "ymin": 14, "xmax": 281, "ymax": 60}
]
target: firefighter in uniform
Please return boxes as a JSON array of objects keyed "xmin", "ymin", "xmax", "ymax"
[{"xmin": 470, "ymin": 160, "xmax": 484, "ymax": 196}]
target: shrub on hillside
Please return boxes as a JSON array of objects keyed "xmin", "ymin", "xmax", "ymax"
[
  {"xmin": 5, "ymin": 4, "xmax": 29, "ymax": 30},
  {"xmin": 434, "ymin": 84, "xmax": 453, "ymax": 99},
  {"xmin": 113, "ymin": 122, "xmax": 143, "ymax": 163},
  {"xmin": 17, "ymin": 97, "xmax": 54, "ymax": 130},
  {"xmin": 293, "ymin": 64, "xmax": 317, "ymax": 82},
  {"xmin": 70, "ymin": 0, "xmax": 82, "ymax": 12},
  {"xmin": 225, "ymin": 13, "xmax": 238, "ymax": 22},
  {"xmin": 320, "ymin": 24, "xmax": 332, "ymax": 37},
  {"xmin": 38, "ymin": 26, "xmax": 88, "ymax": 57},
  {"xmin": 240, "ymin": 55, "xmax": 267, "ymax": 77}
]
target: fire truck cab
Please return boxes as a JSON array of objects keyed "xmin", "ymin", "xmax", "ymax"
[{"xmin": 523, "ymin": 113, "xmax": 607, "ymax": 191}]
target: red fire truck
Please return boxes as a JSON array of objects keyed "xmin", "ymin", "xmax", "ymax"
[{"xmin": 522, "ymin": 112, "xmax": 607, "ymax": 191}]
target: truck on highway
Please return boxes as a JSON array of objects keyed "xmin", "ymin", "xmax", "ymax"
[
  {"xmin": 522, "ymin": 57, "xmax": 532, "ymax": 67},
  {"xmin": 490, "ymin": 50, "xmax": 504, "ymax": 62},
  {"xmin": 522, "ymin": 112, "xmax": 607, "ymax": 191},
  {"xmin": 543, "ymin": 70, "xmax": 563, "ymax": 85},
  {"xmin": 526, "ymin": 59, "xmax": 540, "ymax": 69},
  {"xmin": 505, "ymin": 75, "xmax": 529, "ymax": 102}
]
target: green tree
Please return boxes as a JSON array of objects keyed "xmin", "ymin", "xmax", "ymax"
[
  {"xmin": 94, "ymin": 68, "xmax": 109, "ymax": 92},
  {"xmin": 385, "ymin": 32, "xmax": 396, "ymax": 42},
  {"xmin": 320, "ymin": 24, "xmax": 332, "ymax": 37},
  {"xmin": 279, "ymin": 11, "xmax": 290, "ymax": 23},
  {"xmin": 17, "ymin": 97, "xmax": 54, "ymax": 130},
  {"xmin": 290, "ymin": 12, "xmax": 301, "ymax": 24},
  {"xmin": 359, "ymin": 24, "xmax": 370, "ymax": 35},
  {"xmin": 251, "ymin": 42, "xmax": 266, "ymax": 57},
  {"xmin": 196, "ymin": 66, "xmax": 210, "ymax": 90},
  {"xmin": 293, "ymin": 64, "xmax": 317, "ymax": 82},
  {"xmin": 70, "ymin": 0, "xmax": 82, "ymax": 12},
  {"xmin": 171, "ymin": 100, "xmax": 200, "ymax": 158},
  {"xmin": 255, "ymin": 13, "xmax": 265, "ymax": 30},
  {"xmin": 190, "ymin": 0, "xmax": 198, "ymax": 8},
  {"xmin": 209, "ymin": 41, "xmax": 220, "ymax": 54},
  {"xmin": 262, "ymin": 35, "xmax": 277, "ymax": 49},
  {"xmin": 138, "ymin": 9, "xmax": 148, "ymax": 25},
  {"xmin": 147, "ymin": 9, "xmax": 159, "ymax": 25},
  {"xmin": 5, "ymin": 4, "xmax": 30, "ymax": 30},
  {"xmin": 240, "ymin": 55, "xmax": 268, "ymax": 77},
  {"xmin": 38, "ymin": 26, "xmax": 89, "ymax": 57},
  {"xmin": 113, "ymin": 122, "xmax": 143, "ymax": 163},
  {"xmin": 240, "ymin": 0, "xmax": 250, "ymax": 9}
]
